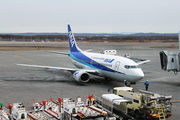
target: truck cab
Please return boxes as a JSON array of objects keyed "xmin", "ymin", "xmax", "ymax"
[
  {"xmin": 113, "ymin": 87, "xmax": 142, "ymax": 110},
  {"xmin": 113, "ymin": 87, "xmax": 134, "ymax": 94}
]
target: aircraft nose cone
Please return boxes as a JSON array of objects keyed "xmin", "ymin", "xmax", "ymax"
[
  {"xmin": 131, "ymin": 70, "xmax": 144, "ymax": 81},
  {"xmin": 126, "ymin": 69, "xmax": 144, "ymax": 81},
  {"xmin": 138, "ymin": 70, "xmax": 144, "ymax": 79}
]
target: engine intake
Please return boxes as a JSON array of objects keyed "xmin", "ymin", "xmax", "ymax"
[{"xmin": 73, "ymin": 70, "xmax": 90, "ymax": 82}]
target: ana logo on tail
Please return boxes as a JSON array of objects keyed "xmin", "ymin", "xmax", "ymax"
[{"xmin": 69, "ymin": 31, "xmax": 75, "ymax": 48}]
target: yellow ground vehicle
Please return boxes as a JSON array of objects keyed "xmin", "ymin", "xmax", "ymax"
[{"xmin": 113, "ymin": 87, "xmax": 172, "ymax": 120}]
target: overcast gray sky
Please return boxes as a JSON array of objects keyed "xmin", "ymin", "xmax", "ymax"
[{"xmin": 0, "ymin": 0, "xmax": 180, "ymax": 33}]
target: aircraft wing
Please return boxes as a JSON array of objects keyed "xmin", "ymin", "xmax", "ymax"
[
  {"xmin": 15, "ymin": 64, "xmax": 99, "ymax": 74},
  {"xmin": 129, "ymin": 57, "xmax": 151, "ymax": 65},
  {"xmin": 136, "ymin": 60, "xmax": 151, "ymax": 65}
]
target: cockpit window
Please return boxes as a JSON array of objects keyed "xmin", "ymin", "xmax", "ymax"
[
  {"xmin": 131, "ymin": 66, "xmax": 136, "ymax": 68},
  {"xmin": 125, "ymin": 65, "xmax": 130, "ymax": 69},
  {"xmin": 125, "ymin": 65, "xmax": 140, "ymax": 69}
]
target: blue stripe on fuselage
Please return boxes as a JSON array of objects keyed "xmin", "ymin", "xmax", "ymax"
[
  {"xmin": 70, "ymin": 51, "xmax": 124, "ymax": 74},
  {"xmin": 69, "ymin": 53, "xmax": 98, "ymax": 69}
]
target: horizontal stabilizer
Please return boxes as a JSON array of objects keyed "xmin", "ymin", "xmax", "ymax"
[
  {"xmin": 84, "ymin": 49, "xmax": 92, "ymax": 52},
  {"xmin": 49, "ymin": 51, "xmax": 69, "ymax": 55}
]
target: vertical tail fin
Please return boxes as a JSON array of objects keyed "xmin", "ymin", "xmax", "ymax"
[{"xmin": 68, "ymin": 25, "xmax": 81, "ymax": 52}]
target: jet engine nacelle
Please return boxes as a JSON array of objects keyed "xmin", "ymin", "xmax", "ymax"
[{"xmin": 73, "ymin": 70, "xmax": 90, "ymax": 82}]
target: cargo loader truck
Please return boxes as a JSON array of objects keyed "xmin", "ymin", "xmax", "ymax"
[{"xmin": 112, "ymin": 87, "xmax": 172, "ymax": 120}]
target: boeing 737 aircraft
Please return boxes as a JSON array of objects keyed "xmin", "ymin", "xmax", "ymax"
[{"xmin": 16, "ymin": 25, "xmax": 150, "ymax": 83}]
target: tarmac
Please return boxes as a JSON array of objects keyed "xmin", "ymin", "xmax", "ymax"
[{"xmin": 0, "ymin": 41, "xmax": 179, "ymax": 120}]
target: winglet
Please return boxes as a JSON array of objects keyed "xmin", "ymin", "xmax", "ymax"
[{"xmin": 68, "ymin": 25, "xmax": 81, "ymax": 52}]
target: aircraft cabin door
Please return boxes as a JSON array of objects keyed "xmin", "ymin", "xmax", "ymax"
[
  {"xmin": 114, "ymin": 61, "xmax": 120, "ymax": 72},
  {"xmin": 114, "ymin": 61, "xmax": 125, "ymax": 80}
]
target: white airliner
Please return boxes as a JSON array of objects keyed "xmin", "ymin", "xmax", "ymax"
[{"xmin": 16, "ymin": 25, "xmax": 150, "ymax": 83}]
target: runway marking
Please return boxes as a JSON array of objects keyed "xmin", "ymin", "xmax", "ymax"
[{"xmin": 15, "ymin": 54, "xmax": 49, "ymax": 66}]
